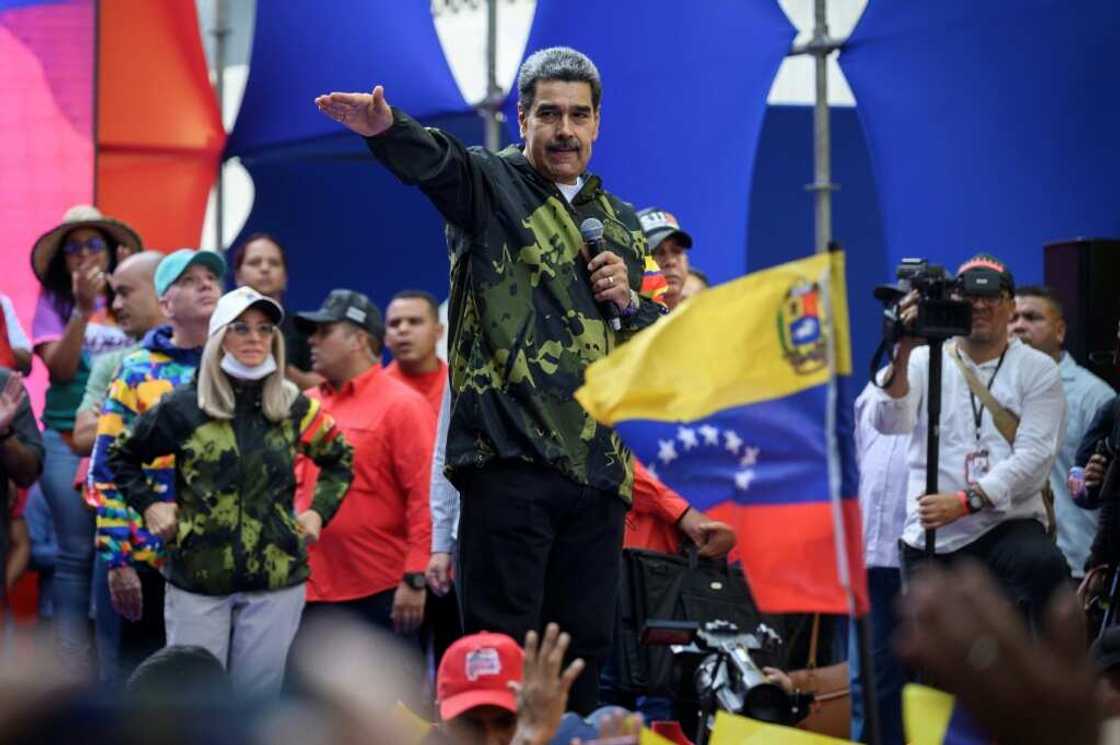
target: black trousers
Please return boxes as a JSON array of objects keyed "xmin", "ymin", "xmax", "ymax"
[
  {"xmin": 457, "ymin": 459, "xmax": 628, "ymax": 715},
  {"xmin": 422, "ymin": 584, "xmax": 463, "ymax": 672},
  {"xmin": 900, "ymin": 519, "xmax": 1070, "ymax": 630}
]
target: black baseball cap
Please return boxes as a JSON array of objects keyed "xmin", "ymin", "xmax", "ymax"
[
  {"xmin": 956, "ymin": 253, "xmax": 1015, "ymax": 297},
  {"xmin": 295, "ymin": 289, "xmax": 384, "ymax": 342}
]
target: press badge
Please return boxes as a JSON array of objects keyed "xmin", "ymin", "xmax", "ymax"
[{"xmin": 964, "ymin": 449, "xmax": 991, "ymax": 485}]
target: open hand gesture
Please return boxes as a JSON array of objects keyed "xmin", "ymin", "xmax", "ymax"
[
  {"xmin": 511, "ymin": 624, "xmax": 586, "ymax": 745},
  {"xmin": 315, "ymin": 85, "xmax": 394, "ymax": 137}
]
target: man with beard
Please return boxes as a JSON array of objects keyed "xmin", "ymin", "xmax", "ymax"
[
  {"xmin": 316, "ymin": 47, "xmax": 661, "ymax": 712},
  {"xmin": 1009, "ymin": 286, "xmax": 1114, "ymax": 581},
  {"xmin": 870, "ymin": 253, "xmax": 1069, "ymax": 627}
]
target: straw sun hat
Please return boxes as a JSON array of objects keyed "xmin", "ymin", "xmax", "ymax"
[{"xmin": 30, "ymin": 204, "xmax": 143, "ymax": 282}]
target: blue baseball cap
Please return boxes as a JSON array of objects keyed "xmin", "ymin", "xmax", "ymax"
[{"xmin": 154, "ymin": 249, "xmax": 227, "ymax": 297}]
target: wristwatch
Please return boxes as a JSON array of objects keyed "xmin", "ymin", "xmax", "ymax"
[
  {"xmin": 620, "ymin": 288, "xmax": 640, "ymax": 318},
  {"xmin": 403, "ymin": 572, "xmax": 427, "ymax": 590},
  {"xmin": 963, "ymin": 487, "xmax": 986, "ymax": 514}
]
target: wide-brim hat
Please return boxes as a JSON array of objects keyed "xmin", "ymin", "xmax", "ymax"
[{"xmin": 31, "ymin": 204, "xmax": 143, "ymax": 282}]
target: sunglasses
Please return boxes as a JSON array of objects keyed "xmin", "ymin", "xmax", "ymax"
[
  {"xmin": 62, "ymin": 236, "xmax": 108, "ymax": 256},
  {"xmin": 228, "ymin": 321, "xmax": 276, "ymax": 338}
]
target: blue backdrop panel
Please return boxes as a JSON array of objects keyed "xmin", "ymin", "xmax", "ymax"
[
  {"xmin": 227, "ymin": 2, "xmax": 467, "ymax": 157},
  {"xmin": 506, "ymin": 0, "xmax": 796, "ymax": 284},
  {"xmin": 232, "ymin": 112, "xmax": 484, "ymax": 317},
  {"xmin": 748, "ymin": 105, "xmax": 886, "ymax": 385},
  {"xmin": 840, "ymin": 0, "xmax": 1120, "ymax": 286}
]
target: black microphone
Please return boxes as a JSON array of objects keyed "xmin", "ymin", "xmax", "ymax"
[{"xmin": 579, "ymin": 217, "xmax": 622, "ymax": 331}]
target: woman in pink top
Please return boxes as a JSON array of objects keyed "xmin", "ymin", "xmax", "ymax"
[{"xmin": 29, "ymin": 204, "xmax": 140, "ymax": 676}]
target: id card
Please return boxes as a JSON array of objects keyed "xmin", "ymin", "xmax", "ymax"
[{"xmin": 964, "ymin": 448, "xmax": 990, "ymax": 485}]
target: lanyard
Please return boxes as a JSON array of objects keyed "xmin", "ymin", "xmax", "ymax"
[{"xmin": 968, "ymin": 347, "xmax": 1008, "ymax": 443}]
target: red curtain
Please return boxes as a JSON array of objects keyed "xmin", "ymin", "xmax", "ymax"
[{"xmin": 97, "ymin": 0, "xmax": 225, "ymax": 251}]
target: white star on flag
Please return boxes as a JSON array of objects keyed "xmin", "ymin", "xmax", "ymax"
[
  {"xmin": 647, "ymin": 463, "xmax": 658, "ymax": 480},
  {"xmin": 734, "ymin": 469, "xmax": 755, "ymax": 491},
  {"xmin": 677, "ymin": 426, "xmax": 699, "ymax": 450},
  {"xmin": 740, "ymin": 446, "xmax": 760, "ymax": 467},
  {"xmin": 724, "ymin": 430, "xmax": 743, "ymax": 455},
  {"xmin": 658, "ymin": 439, "xmax": 679, "ymax": 465},
  {"xmin": 699, "ymin": 425, "xmax": 720, "ymax": 446}
]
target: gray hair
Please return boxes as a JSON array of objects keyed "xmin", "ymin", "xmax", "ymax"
[
  {"xmin": 516, "ymin": 46, "xmax": 602, "ymax": 113},
  {"xmin": 196, "ymin": 325, "xmax": 298, "ymax": 423}
]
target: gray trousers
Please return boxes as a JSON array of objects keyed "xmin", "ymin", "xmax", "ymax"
[{"xmin": 164, "ymin": 582, "xmax": 305, "ymax": 696}]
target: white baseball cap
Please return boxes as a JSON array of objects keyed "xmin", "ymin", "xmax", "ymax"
[{"xmin": 208, "ymin": 286, "xmax": 284, "ymax": 337}]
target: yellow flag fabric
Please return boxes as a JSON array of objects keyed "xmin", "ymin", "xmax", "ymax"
[
  {"xmin": 903, "ymin": 685, "xmax": 955, "ymax": 745},
  {"xmin": 576, "ymin": 252, "xmax": 851, "ymax": 425},
  {"xmin": 709, "ymin": 710, "xmax": 856, "ymax": 744}
]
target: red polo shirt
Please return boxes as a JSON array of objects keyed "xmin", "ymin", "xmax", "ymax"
[
  {"xmin": 384, "ymin": 359, "xmax": 447, "ymax": 415},
  {"xmin": 296, "ymin": 364, "xmax": 436, "ymax": 602},
  {"xmin": 625, "ymin": 459, "xmax": 691, "ymax": 553}
]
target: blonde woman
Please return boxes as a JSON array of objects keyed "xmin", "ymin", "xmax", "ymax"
[{"xmin": 108, "ymin": 286, "xmax": 353, "ymax": 694}]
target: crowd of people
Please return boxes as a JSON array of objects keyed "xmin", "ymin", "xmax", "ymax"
[{"xmin": 1, "ymin": 44, "xmax": 1119, "ymax": 745}]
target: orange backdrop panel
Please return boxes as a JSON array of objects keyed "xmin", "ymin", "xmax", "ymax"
[{"xmin": 96, "ymin": 0, "xmax": 225, "ymax": 250}]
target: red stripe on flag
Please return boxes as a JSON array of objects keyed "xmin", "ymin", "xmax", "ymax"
[{"xmin": 707, "ymin": 499, "xmax": 868, "ymax": 615}]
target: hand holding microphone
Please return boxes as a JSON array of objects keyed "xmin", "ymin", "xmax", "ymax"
[{"xmin": 579, "ymin": 218, "xmax": 631, "ymax": 331}]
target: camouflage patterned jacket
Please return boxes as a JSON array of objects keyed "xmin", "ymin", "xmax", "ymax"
[
  {"xmin": 367, "ymin": 109, "xmax": 662, "ymax": 501},
  {"xmin": 108, "ymin": 380, "xmax": 353, "ymax": 596}
]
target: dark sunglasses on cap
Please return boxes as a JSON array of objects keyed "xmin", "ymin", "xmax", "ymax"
[{"xmin": 63, "ymin": 236, "xmax": 108, "ymax": 257}]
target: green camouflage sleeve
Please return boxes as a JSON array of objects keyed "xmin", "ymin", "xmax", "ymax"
[{"xmin": 296, "ymin": 396, "xmax": 353, "ymax": 527}]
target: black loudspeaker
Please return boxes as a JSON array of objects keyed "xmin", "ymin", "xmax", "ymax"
[{"xmin": 1044, "ymin": 238, "xmax": 1120, "ymax": 392}]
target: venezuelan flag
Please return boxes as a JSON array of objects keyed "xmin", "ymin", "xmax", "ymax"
[
  {"xmin": 709, "ymin": 710, "xmax": 856, "ymax": 743},
  {"xmin": 641, "ymin": 255, "xmax": 670, "ymax": 308},
  {"xmin": 903, "ymin": 685, "xmax": 992, "ymax": 745},
  {"xmin": 576, "ymin": 252, "xmax": 868, "ymax": 615}
]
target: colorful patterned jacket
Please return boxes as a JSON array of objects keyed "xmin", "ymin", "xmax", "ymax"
[
  {"xmin": 108, "ymin": 378, "xmax": 353, "ymax": 595},
  {"xmin": 90, "ymin": 325, "xmax": 201, "ymax": 569}
]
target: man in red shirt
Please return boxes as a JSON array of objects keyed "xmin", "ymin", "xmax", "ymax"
[
  {"xmin": 383, "ymin": 289, "xmax": 462, "ymax": 665},
  {"xmin": 384, "ymin": 290, "xmax": 446, "ymax": 415},
  {"xmin": 294, "ymin": 290, "xmax": 435, "ymax": 639}
]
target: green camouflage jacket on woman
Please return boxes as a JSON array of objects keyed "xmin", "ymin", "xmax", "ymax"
[{"xmin": 108, "ymin": 379, "xmax": 353, "ymax": 596}]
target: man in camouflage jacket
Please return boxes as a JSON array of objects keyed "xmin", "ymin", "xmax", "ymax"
[{"xmin": 317, "ymin": 47, "xmax": 661, "ymax": 712}]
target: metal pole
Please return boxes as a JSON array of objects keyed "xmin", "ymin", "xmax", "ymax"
[
  {"xmin": 808, "ymin": 0, "xmax": 836, "ymax": 254},
  {"xmin": 213, "ymin": 0, "xmax": 229, "ymax": 252},
  {"xmin": 483, "ymin": 0, "xmax": 502, "ymax": 151}
]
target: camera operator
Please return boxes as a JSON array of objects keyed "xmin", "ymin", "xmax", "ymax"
[{"xmin": 870, "ymin": 253, "xmax": 1069, "ymax": 627}]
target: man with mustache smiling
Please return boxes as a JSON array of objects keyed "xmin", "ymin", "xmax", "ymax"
[{"xmin": 316, "ymin": 47, "xmax": 663, "ymax": 713}]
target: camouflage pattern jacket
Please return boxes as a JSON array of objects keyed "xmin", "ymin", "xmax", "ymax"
[
  {"xmin": 108, "ymin": 380, "xmax": 353, "ymax": 596},
  {"xmin": 367, "ymin": 109, "xmax": 662, "ymax": 501}
]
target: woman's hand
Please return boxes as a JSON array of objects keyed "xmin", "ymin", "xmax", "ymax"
[{"xmin": 296, "ymin": 510, "xmax": 323, "ymax": 544}]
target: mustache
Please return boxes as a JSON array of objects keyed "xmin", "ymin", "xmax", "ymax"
[{"xmin": 546, "ymin": 138, "xmax": 580, "ymax": 153}]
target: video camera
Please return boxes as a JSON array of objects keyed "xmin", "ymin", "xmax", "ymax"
[
  {"xmin": 873, "ymin": 258, "xmax": 973, "ymax": 343},
  {"xmin": 641, "ymin": 619, "xmax": 803, "ymax": 731}
]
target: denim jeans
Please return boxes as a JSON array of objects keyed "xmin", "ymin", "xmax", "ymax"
[
  {"xmin": 849, "ymin": 567, "xmax": 906, "ymax": 745},
  {"xmin": 40, "ymin": 428, "xmax": 94, "ymax": 676}
]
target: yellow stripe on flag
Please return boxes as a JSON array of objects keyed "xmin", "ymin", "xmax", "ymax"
[
  {"xmin": 709, "ymin": 710, "xmax": 856, "ymax": 744},
  {"xmin": 903, "ymin": 684, "xmax": 955, "ymax": 745},
  {"xmin": 576, "ymin": 252, "xmax": 851, "ymax": 426}
]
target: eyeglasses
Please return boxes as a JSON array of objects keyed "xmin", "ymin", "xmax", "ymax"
[
  {"xmin": 228, "ymin": 321, "xmax": 276, "ymax": 338},
  {"xmin": 62, "ymin": 236, "xmax": 108, "ymax": 256}
]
